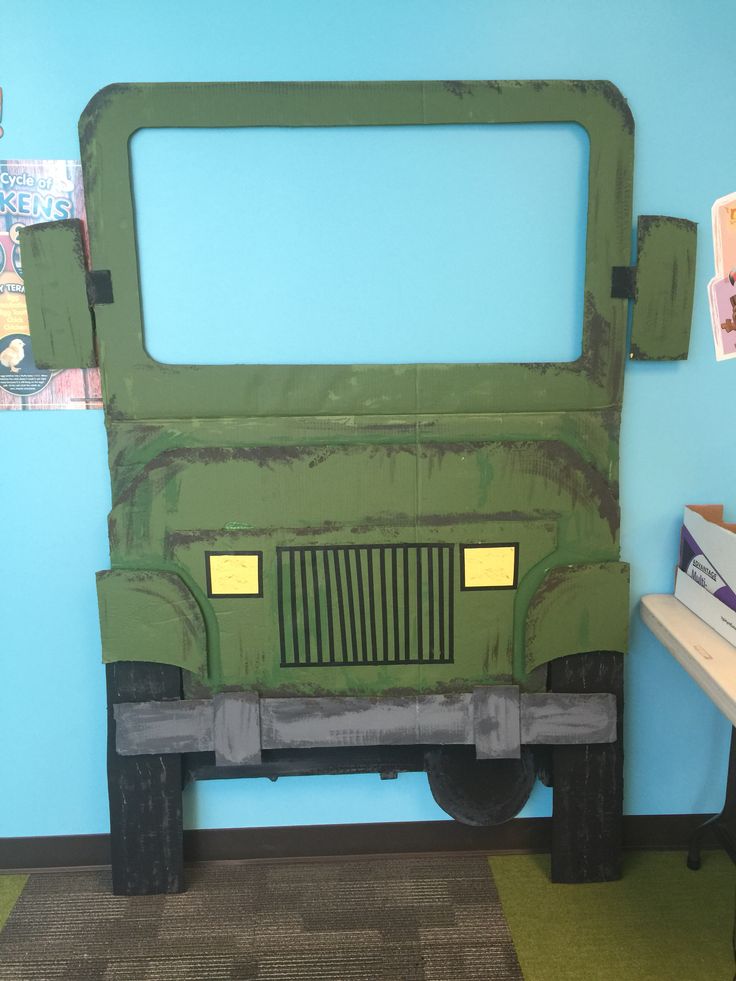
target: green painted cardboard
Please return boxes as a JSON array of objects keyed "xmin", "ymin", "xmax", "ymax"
[
  {"xmin": 96, "ymin": 570, "xmax": 207, "ymax": 676},
  {"xmin": 524, "ymin": 562, "xmax": 630, "ymax": 672},
  {"xmin": 21, "ymin": 81, "xmax": 696, "ymax": 700},
  {"xmin": 78, "ymin": 81, "xmax": 634, "ymax": 420},
  {"xmin": 630, "ymin": 215, "xmax": 697, "ymax": 361},
  {"xmin": 19, "ymin": 218, "xmax": 95, "ymax": 370}
]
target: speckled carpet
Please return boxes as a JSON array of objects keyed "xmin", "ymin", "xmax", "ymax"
[
  {"xmin": 0, "ymin": 855, "xmax": 521, "ymax": 981},
  {"xmin": 2, "ymin": 851, "xmax": 734, "ymax": 980}
]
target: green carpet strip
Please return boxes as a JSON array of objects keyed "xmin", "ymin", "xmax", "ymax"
[
  {"xmin": 490, "ymin": 851, "xmax": 735, "ymax": 981},
  {"xmin": 0, "ymin": 876, "xmax": 27, "ymax": 932}
]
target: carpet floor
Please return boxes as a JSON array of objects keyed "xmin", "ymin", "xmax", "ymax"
[
  {"xmin": 0, "ymin": 876, "xmax": 26, "ymax": 934},
  {"xmin": 491, "ymin": 850, "xmax": 736, "ymax": 981},
  {"xmin": 0, "ymin": 855, "xmax": 521, "ymax": 981},
  {"xmin": 1, "ymin": 851, "xmax": 734, "ymax": 980}
]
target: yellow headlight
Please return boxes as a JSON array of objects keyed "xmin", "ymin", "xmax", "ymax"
[
  {"xmin": 461, "ymin": 544, "xmax": 518, "ymax": 590},
  {"xmin": 206, "ymin": 551, "xmax": 263, "ymax": 597}
]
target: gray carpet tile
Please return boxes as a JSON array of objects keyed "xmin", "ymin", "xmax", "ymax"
[{"xmin": 0, "ymin": 855, "xmax": 522, "ymax": 980}]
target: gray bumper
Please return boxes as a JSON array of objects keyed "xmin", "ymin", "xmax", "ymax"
[{"xmin": 113, "ymin": 687, "xmax": 617, "ymax": 766}]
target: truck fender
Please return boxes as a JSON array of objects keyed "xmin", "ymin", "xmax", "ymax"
[
  {"xmin": 96, "ymin": 569, "xmax": 207, "ymax": 676},
  {"xmin": 524, "ymin": 562, "xmax": 629, "ymax": 673}
]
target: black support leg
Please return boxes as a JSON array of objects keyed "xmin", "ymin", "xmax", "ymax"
[
  {"xmin": 687, "ymin": 726, "xmax": 736, "ymax": 870},
  {"xmin": 549, "ymin": 652, "xmax": 624, "ymax": 883},
  {"xmin": 106, "ymin": 661, "xmax": 184, "ymax": 895}
]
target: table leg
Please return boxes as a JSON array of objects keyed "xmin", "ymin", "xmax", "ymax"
[{"xmin": 687, "ymin": 725, "xmax": 736, "ymax": 870}]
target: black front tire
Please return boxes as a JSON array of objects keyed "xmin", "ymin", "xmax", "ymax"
[
  {"xmin": 549, "ymin": 651, "xmax": 624, "ymax": 883},
  {"xmin": 106, "ymin": 661, "xmax": 185, "ymax": 895}
]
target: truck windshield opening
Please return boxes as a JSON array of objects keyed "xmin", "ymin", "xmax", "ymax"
[{"xmin": 131, "ymin": 122, "xmax": 589, "ymax": 367}]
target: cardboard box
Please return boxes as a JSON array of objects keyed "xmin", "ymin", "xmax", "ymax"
[{"xmin": 675, "ymin": 505, "xmax": 736, "ymax": 644}]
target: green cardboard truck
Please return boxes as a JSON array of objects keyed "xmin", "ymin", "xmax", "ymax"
[{"xmin": 21, "ymin": 80, "xmax": 696, "ymax": 894}]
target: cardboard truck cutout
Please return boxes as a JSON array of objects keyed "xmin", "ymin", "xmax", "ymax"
[{"xmin": 21, "ymin": 80, "xmax": 696, "ymax": 894}]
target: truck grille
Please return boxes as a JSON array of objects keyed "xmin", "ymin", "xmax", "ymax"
[{"xmin": 278, "ymin": 544, "xmax": 455, "ymax": 666}]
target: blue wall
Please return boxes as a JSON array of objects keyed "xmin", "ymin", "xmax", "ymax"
[{"xmin": 2, "ymin": 0, "xmax": 735, "ymax": 837}]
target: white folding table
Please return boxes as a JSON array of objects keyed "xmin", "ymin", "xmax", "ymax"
[{"xmin": 640, "ymin": 593, "xmax": 736, "ymax": 868}]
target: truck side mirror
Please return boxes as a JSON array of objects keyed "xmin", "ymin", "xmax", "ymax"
[
  {"xmin": 628, "ymin": 215, "xmax": 697, "ymax": 361},
  {"xmin": 19, "ymin": 218, "xmax": 97, "ymax": 369}
]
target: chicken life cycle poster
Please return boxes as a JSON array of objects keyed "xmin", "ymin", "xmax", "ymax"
[{"xmin": 0, "ymin": 160, "xmax": 102, "ymax": 409}]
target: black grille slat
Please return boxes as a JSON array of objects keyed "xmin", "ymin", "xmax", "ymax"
[
  {"xmin": 428, "ymin": 546, "xmax": 435, "ymax": 661},
  {"xmin": 279, "ymin": 544, "xmax": 455, "ymax": 667},
  {"xmin": 366, "ymin": 548, "xmax": 378, "ymax": 663},
  {"xmin": 299, "ymin": 549, "xmax": 312, "ymax": 665},
  {"xmin": 310, "ymin": 549, "xmax": 323, "ymax": 665},
  {"xmin": 379, "ymin": 547, "xmax": 389, "ymax": 662},
  {"xmin": 437, "ymin": 546, "xmax": 444, "ymax": 661},
  {"xmin": 447, "ymin": 547, "xmax": 455, "ymax": 661},
  {"xmin": 289, "ymin": 550, "xmax": 300, "ymax": 664},
  {"xmin": 322, "ymin": 549, "xmax": 336, "ymax": 664},
  {"xmin": 416, "ymin": 547, "xmax": 423, "ymax": 657},
  {"xmin": 391, "ymin": 548, "xmax": 400, "ymax": 662},
  {"xmin": 402, "ymin": 548, "xmax": 410, "ymax": 662},
  {"xmin": 355, "ymin": 549, "xmax": 369, "ymax": 662},
  {"xmin": 343, "ymin": 548, "xmax": 359, "ymax": 663},
  {"xmin": 277, "ymin": 547, "xmax": 287, "ymax": 665},
  {"xmin": 332, "ymin": 549, "xmax": 348, "ymax": 662}
]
